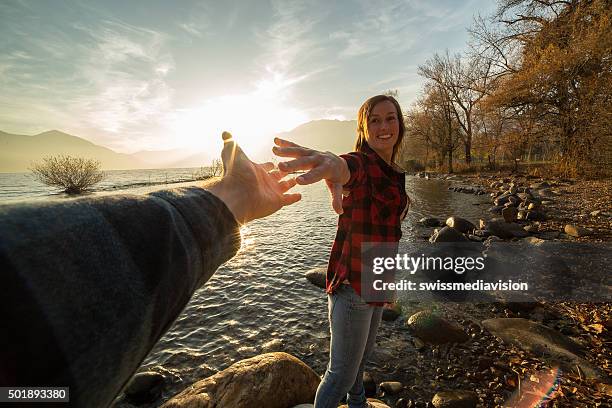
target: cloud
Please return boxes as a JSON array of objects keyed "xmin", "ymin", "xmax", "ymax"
[
  {"xmin": 180, "ymin": 22, "xmax": 204, "ymax": 37},
  {"xmin": 64, "ymin": 20, "xmax": 175, "ymax": 147}
]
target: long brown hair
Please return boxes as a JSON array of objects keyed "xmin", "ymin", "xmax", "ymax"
[{"xmin": 355, "ymin": 95, "xmax": 405, "ymax": 164}]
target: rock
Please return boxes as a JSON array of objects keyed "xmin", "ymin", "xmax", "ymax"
[
  {"xmin": 502, "ymin": 207, "xmax": 518, "ymax": 223},
  {"xmin": 564, "ymin": 224, "xmax": 591, "ymax": 237},
  {"xmin": 363, "ymin": 371, "xmax": 377, "ymax": 397},
  {"xmin": 536, "ymin": 188, "xmax": 556, "ymax": 198},
  {"xmin": 494, "ymin": 195, "xmax": 510, "ymax": 206},
  {"xmin": 590, "ymin": 210, "xmax": 602, "ymax": 217},
  {"xmin": 382, "ymin": 302, "xmax": 401, "ymax": 321},
  {"xmin": 305, "ymin": 267, "xmax": 326, "ymax": 289},
  {"xmin": 488, "ymin": 206, "xmax": 504, "ymax": 214},
  {"xmin": 530, "ymin": 181, "xmax": 550, "ymax": 189},
  {"xmin": 467, "ymin": 234, "xmax": 484, "ymax": 242},
  {"xmin": 484, "ymin": 218, "xmax": 529, "ymax": 239},
  {"xmin": 523, "ymin": 224, "xmax": 538, "ymax": 233},
  {"xmin": 507, "ymin": 195, "xmax": 520, "ymax": 206},
  {"xmin": 525, "ymin": 210, "xmax": 546, "ymax": 221},
  {"xmin": 419, "ymin": 217, "xmax": 442, "ymax": 227},
  {"xmin": 429, "ymin": 226, "xmax": 468, "ymax": 243},
  {"xmin": 161, "ymin": 353, "xmax": 320, "ymax": 408},
  {"xmin": 472, "ymin": 228, "xmax": 490, "ymax": 238},
  {"xmin": 407, "ymin": 311, "xmax": 469, "ymax": 345},
  {"xmin": 431, "ymin": 390, "xmax": 478, "ymax": 408},
  {"xmin": 523, "ymin": 237, "xmax": 545, "ymax": 245},
  {"xmin": 339, "ymin": 398, "xmax": 389, "ymax": 408},
  {"xmin": 380, "ymin": 381, "xmax": 403, "ymax": 395},
  {"xmin": 477, "ymin": 357, "xmax": 494, "ymax": 370},
  {"xmin": 124, "ymin": 371, "xmax": 165, "ymax": 404},
  {"xmin": 538, "ymin": 231, "xmax": 560, "ymax": 240},
  {"xmin": 482, "ymin": 318, "xmax": 604, "ymax": 380},
  {"xmin": 445, "ymin": 216, "xmax": 476, "ymax": 234},
  {"xmin": 262, "ymin": 338, "xmax": 284, "ymax": 353},
  {"xmin": 527, "ymin": 202, "xmax": 540, "ymax": 211}
]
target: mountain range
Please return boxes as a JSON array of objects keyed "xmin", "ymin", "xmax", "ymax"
[{"xmin": 0, "ymin": 120, "xmax": 357, "ymax": 173}]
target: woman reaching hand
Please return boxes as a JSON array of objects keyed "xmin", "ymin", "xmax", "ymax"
[{"xmin": 273, "ymin": 95, "xmax": 410, "ymax": 408}]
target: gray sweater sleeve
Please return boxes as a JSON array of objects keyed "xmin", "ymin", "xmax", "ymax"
[{"xmin": 0, "ymin": 186, "xmax": 241, "ymax": 407}]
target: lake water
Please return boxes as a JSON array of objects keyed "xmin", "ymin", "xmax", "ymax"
[{"xmin": 0, "ymin": 169, "xmax": 491, "ymax": 405}]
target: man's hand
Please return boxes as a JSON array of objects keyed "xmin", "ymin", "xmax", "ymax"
[
  {"xmin": 272, "ymin": 137, "xmax": 350, "ymax": 215},
  {"xmin": 206, "ymin": 132, "xmax": 301, "ymax": 224}
]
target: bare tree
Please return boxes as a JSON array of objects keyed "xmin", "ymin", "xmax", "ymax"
[
  {"xmin": 418, "ymin": 51, "xmax": 493, "ymax": 165},
  {"xmin": 30, "ymin": 155, "xmax": 105, "ymax": 194},
  {"xmin": 208, "ymin": 158, "xmax": 223, "ymax": 177}
]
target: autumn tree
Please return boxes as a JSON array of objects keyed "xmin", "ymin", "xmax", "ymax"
[
  {"xmin": 405, "ymin": 84, "xmax": 462, "ymax": 173},
  {"xmin": 473, "ymin": 0, "xmax": 612, "ymax": 176}
]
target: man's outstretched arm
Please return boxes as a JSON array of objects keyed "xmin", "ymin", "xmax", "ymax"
[{"xmin": 0, "ymin": 133, "xmax": 300, "ymax": 408}]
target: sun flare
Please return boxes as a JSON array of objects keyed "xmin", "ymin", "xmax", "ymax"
[{"xmin": 171, "ymin": 76, "xmax": 309, "ymax": 161}]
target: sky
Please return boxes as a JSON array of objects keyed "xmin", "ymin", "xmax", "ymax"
[{"xmin": 0, "ymin": 0, "xmax": 497, "ymax": 157}]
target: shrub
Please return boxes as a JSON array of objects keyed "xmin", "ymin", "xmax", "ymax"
[{"xmin": 30, "ymin": 155, "xmax": 105, "ymax": 194}]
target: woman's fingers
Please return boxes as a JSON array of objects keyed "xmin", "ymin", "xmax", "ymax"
[
  {"xmin": 329, "ymin": 182, "xmax": 344, "ymax": 215},
  {"xmin": 295, "ymin": 166, "xmax": 327, "ymax": 185},
  {"xmin": 274, "ymin": 137, "xmax": 303, "ymax": 148},
  {"xmin": 272, "ymin": 145, "xmax": 313, "ymax": 158},
  {"xmin": 278, "ymin": 156, "xmax": 318, "ymax": 172},
  {"xmin": 281, "ymin": 193, "xmax": 302, "ymax": 206}
]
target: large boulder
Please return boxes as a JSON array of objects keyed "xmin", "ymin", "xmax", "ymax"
[
  {"xmin": 432, "ymin": 390, "xmax": 478, "ymax": 408},
  {"xmin": 429, "ymin": 226, "xmax": 468, "ymax": 243},
  {"xmin": 161, "ymin": 353, "xmax": 320, "ymax": 408},
  {"xmin": 484, "ymin": 218, "xmax": 529, "ymax": 239},
  {"xmin": 445, "ymin": 216, "xmax": 476, "ymax": 234},
  {"xmin": 305, "ymin": 267, "xmax": 327, "ymax": 289},
  {"xmin": 339, "ymin": 398, "xmax": 389, "ymax": 408},
  {"xmin": 124, "ymin": 371, "xmax": 165, "ymax": 404},
  {"xmin": 407, "ymin": 311, "xmax": 469, "ymax": 345},
  {"xmin": 482, "ymin": 318, "xmax": 603, "ymax": 380}
]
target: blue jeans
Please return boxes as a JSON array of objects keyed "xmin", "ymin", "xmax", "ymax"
[{"xmin": 314, "ymin": 284, "xmax": 383, "ymax": 408}]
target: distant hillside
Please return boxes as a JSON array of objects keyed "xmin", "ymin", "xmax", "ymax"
[
  {"xmin": 131, "ymin": 149, "xmax": 212, "ymax": 169},
  {"xmin": 276, "ymin": 120, "xmax": 357, "ymax": 154},
  {"xmin": 0, "ymin": 120, "xmax": 358, "ymax": 172},
  {"xmin": 0, "ymin": 130, "xmax": 148, "ymax": 172}
]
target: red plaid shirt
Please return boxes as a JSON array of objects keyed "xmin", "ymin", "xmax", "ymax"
[{"xmin": 326, "ymin": 144, "xmax": 409, "ymax": 304}]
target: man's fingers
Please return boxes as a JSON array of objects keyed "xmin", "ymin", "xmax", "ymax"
[
  {"xmin": 220, "ymin": 132, "xmax": 237, "ymax": 175},
  {"xmin": 274, "ymin": 137, "xmax": 303, "ymax": 148},
  {"xmin": 281, "ymin": 193, "xmax": 302, "ymax": 207},
  {"xmin": 220, "ymin": 131, "xmax": 251, "ymax": 175},
  {"xmin": 268, "ymin": 170, "xmax": 287, "ymax": 181},
  {"xmin": 278, "ymin": 178, "xmax": 297, "ymax": 193},
  {"xmin": 259, "ymin": 162, "xmax": 274, "ymax": 172},
  {"xmin": 329, "ymin": 182, "xmax": 344, "ymax": 215}
]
